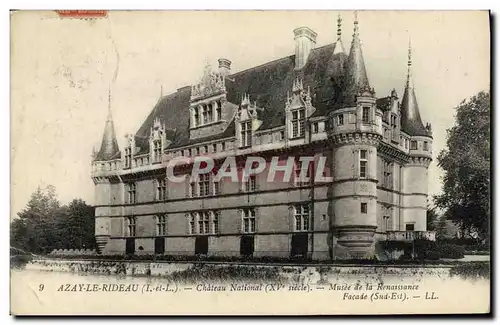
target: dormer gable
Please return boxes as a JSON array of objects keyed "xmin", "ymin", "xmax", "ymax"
[
  {"xmin": 189, "ymin": 63, "xmax": 235, "ymax": 140},
  {"xmin": 235, "ymin": 94, "xmax": 263, "ymax": 148},
  {"xmin": 285, "ymin": 77, "xmax": 315, "ymax": 139}
]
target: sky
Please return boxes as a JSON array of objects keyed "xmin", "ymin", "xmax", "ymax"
[{"xmin": 10, "ymin": 10, "xmax": 490, "ymax": 217}]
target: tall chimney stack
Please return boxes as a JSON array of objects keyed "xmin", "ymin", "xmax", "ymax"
[
  {"xmin": 293, "ymin": 26, "xmax": 317, "ymax": 70},
  {"xmin": 218, "ymin": 58, "xmax": 232, "ymax": 77}
]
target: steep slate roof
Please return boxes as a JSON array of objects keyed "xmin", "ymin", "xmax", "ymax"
[
  {"xmin": 134, "ymin": 42, "xmax": 347, "ymax": 153},
  {"xmin": 400, "ymin": 47, "xmax": 430, "ymax": 137},
  {"xmin": 95, "ymin": 106, "xmax": 120, "ymax": 161}
]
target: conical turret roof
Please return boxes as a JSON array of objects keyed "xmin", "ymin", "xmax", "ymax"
[
  {"xmin": 95, "ymin": 89, "xmax": 120, "ymax": 161},
  {"xmin": 337, "ymin": 12, "xmax": 372, "ymax": 107},
  {"xmin": 400, "ymin": 42, "xmax": 429, "ymax": 137}
]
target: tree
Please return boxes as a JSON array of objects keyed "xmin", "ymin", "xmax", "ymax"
[
  {"xmin": 435, "ymin": 91, "xmax": 490, "ymax": 240},
  {"xmin": 426, "ymin": 207, "xmax": 438, "ymax": 231},
  {"xmin": 58, "ymin": 199, "xmax": 96, "ymax": 250},
  {"xmin": 11, "ymin": 185, "xmax": 96, "ymax": 254},
  {"xmin": 435, "ymin": 216, "xmax": 449, "ymax": 240}
]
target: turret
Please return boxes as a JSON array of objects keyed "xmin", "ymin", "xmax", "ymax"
[
  {"xmin": 327, "ymin": 12, "xmax": 381, "ymax": 259},
  {"xmin": 94, "ymin": 88, "xmax": 120, "ymax": 162},
  {"xmin": 400, "ymin": 40, "xmax": 432, "ymax": 234}
]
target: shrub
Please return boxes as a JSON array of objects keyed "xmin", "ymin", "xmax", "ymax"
[{"xmin": 437, "ymin": 243, "xmax": 465, "ymax": 259}]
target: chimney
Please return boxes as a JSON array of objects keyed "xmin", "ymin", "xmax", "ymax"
[
  {"xmin": 218, "ymin": 58, "xmax": 232, "ymax": 77},
  {"xmin": 293, "ymin": 26, "xmax": 317, "ymax": 70}
]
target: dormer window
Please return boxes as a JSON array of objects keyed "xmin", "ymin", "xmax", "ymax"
[
  {"xmin": 390, "ymin": 115, "xmax": 397, "ymax": 129},
  {"xmin": 202, "ymin": 105, "xmax": 210, "ymax": 124},
  {"xmin": 240, "ymin": 121, "xmax": 252, "ymax": 147},
  {"xmin": 153, "ymin": 140, "xmax": 162, "ymax": 163},
  {"xmin": 338, "ymin": 114, "xmax": 344, "ymax": 126},
  {"xmin": 124, "ymin": 147, "xmax": 132, "ymax": 168},
  {"xmin": 291, "ymin": 109, "xmax": 306, "ymax": 138},
  {"xmin": 194, "ymin": 109, "xmax": 200, "ymax": 127},
  {"xmin": 362, "ymin": 107, "xmax": 370, "ymax": 124},
  {"xmin": 216, "ymin": 100, "xmax": 222, "ymax": 120}
]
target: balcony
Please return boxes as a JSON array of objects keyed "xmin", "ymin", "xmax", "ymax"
[{"xmin": 386, "ymin": 231, "xmax": 436, "ymax": 242}]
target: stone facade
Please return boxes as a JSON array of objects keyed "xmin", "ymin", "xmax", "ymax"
[{"xmin": 91, "ymin": 14, "xmax": 434, "ymax": 260}]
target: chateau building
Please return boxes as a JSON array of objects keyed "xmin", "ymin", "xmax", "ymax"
[{"xmin": 91, "ymin": 14, "xmax": 435, "ymax": 259}]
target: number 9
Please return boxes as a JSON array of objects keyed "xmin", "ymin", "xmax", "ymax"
[{"xmin": 39, "ymin": 284, "xmax": 44, "ymax": 291}]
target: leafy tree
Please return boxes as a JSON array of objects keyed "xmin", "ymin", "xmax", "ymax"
[
  {"xmin": 435, "ymin": 216, "xmax": 449, "ymax": 240},
  {"xmin": 435, "ymin": 91, "xmax": 490, "ymax": 240},
  {"xmin": 11, "ymin": 185, "xmax": 96, "ymax": 254},
  {"xmin": 426, "ymin": 207, "xmax": 438, "ymax": 231}
]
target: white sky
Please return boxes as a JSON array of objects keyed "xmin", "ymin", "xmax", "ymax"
[{"xmin": 10, "ymin": 10, "xmax": 490, "ymax": 216}]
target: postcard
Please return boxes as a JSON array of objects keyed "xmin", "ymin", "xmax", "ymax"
[{"xmin": 10, "ymin": 10, "xmax": 491, "ymax": 315}]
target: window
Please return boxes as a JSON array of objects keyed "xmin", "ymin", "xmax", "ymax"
[
  {"xmin": 189, "ymin": 211, "xmax": 218, "ymax": 235},
  {"xmin": 124, "ymin": 147, "xmax": 132, "ymax": 168},
  {"xmin": 193, "ymin": 147, "xmax": 199, "ymax": 156},
  {"xmin": 294, "ymin": 161, "xmax": 310, "ymax": 187},
  {"xmin": 156, "ymin": 178, "xmax": 167, "ymax": 201},
  {"xmin": 212, "ymin": 143, "xmax": 217, "ymax": 153},
  {"xmin": 404, "ymin": 139, "xmax": 408, "ymax": 149},
  {"xmin": 244, "ymin": 175, "xmax": 257, "ymax": 192},
  {"xmin": 213, "ymin": 178, "xmax": 221, "ymax": 195},
  {"xmin": 216, "ymin": 101, "xmax": 222, "ymax": 121},
  {"xmin": 153, "ymin": 140, "xmax": 162, "ymax": 163},
  {"xmin": 383, "ymin": 160, "xmax": 392, "ymax": 189},
  {"xmin": 338, "ymin": 114, "xmax": 344, "ymax": 125},
  {"xmin": 294, "ymin": 205, "xmax": 310, "ymax": 232},
  {"xmin": 405, "ymin": 224, "xmax": 415, "ymax": 231},
  {"xmin": 126, "ymin": 182, "xmax": 136, "ymax": 204},
  {"xmin": 156, "ymin": 215, "xmax": 167, "ymax": 235},
  {"xmin": 291, "ymin": 109, "xmax": 306, "ymax": 138},
  {"xmin": 212, "ymin": 211, "xmax": 220, "ymax": 234},
  {"xmin": 241, "ymin": 121, "xmax": 252, "ymax": 147},
  {"xmin": 423, "ymin": 141, "xmax": 429, "ymax": 151},
  {"xmin": 312, "ymin": 122, "xmax": 319, "ymax": 133},
  {"xmin": 359, "ymin": 150, "xmax": 368, "ymax": 178},
  {"xmin": 202, "ymin": 104, "xmax": 211, "ymax": 124},
  {"xmin": 390, "ymin": 115, "xmax": 397, "ymax": 129},
  {"xmin": 410, "ymin": 140, "xmax": 418, "ymax": 150},
  {"xmin": 188, "ymin": 213, "xmax": 196, "ymax": 234},
  {"xmin": 126, "ymin": 216, "xmax": 136, "ymax": 237},
  {"xmin": 360, "ymin": 203, "xmax": 368, "ymax": 214},
  {"xmin": 194, "ymin": 108, "xmax": 200, "ymax": 127},
  {"xmin": 190, "ymin": 181, "xmax": 197, "ymax": 197},
  {"xmin": 203, "ymin": 145, "xmax": 208, "ymax": 154},
  {"xmin": 199, "ymin": 173, "xmax": 210, "ymax": 196},
  {"xmin": 221, "ymin": 142, "xmax": 226, "ymax": 151},
  {"xmin": 383, "ymin": 216, "xmax": 390, "ymax": 232},
  {"xmin": 280, "ymin": 130, "xmax": 285, "ymax": 140},
  {"xmin": 207, "ymin": 104, "xmax": 213, "ymax": 123},
  {"xmin": 198, "ymin": 212, "xmax": 210, "ymax": 234},
  {"xmin": 242, "ymin": 209, "xmax": 256, "ymax": 233},
  {"xmin": 362, "ymin": 107, "xmax": 370, "ymax": 123}
]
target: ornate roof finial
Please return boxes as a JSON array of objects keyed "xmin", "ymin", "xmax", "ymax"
[
  {"xmin": 241, "ymin": 93, "xmax": 250, "ymax": 107},
  {"xmin": 332, "ymin": 13, "xmax": 346, "ymax": 55},
  {"xmin": 407, "ymin": 36, "xmax": 413, "ymax": 88},
  {"xmin": 353, "ymin": 11, "xmax": 359, "ymax": 41},
  {"xmin": 337, "ymin": 14, "xmax": 342, "ymax": 40},
  {"xmin": 107, "ymin": 84, "xmax": 112, "ymax": 121}
]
